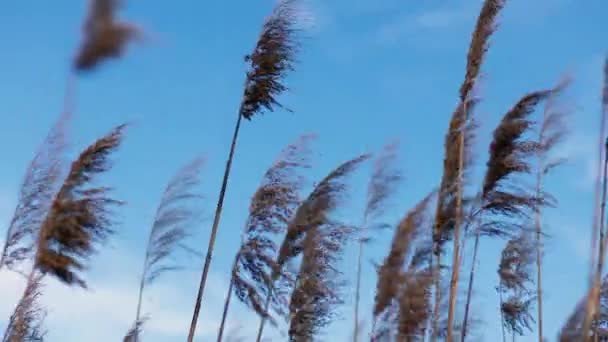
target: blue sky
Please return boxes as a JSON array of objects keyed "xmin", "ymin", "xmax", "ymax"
[{"xmin": 0, "ymin": 0, "xmax": 606, "ymax": 341}]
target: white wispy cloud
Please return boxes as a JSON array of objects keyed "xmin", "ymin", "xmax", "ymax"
[
  {"xmin": 0, "ymin": 247, "xmax": 281, "ymax": 341},
  {"xmin": 558, "ymin": 54, "xmax": 606, "ymax": 191},
  {"xmin": 375, "ymin": 3, "xmax": 476, "ymax": 45}
]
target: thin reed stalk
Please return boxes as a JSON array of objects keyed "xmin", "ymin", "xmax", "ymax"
[
  {"xmin": 433, "ymin": 98, "xmax": 477, "ymax": 342},
  {"xmin": 459, "ymin": 86, "xmax": 559, "ymax": 341},
  {"xmin": 584, "ymin": 58, "xmax": 608, "ymax": 341},
  {"xmin": 460, "ymin": 230, "xmax": 479, "ymax": 342},
  {"xmin": 498, "ymin": 286, "xmax": 507, "ymax": 342},
  {"xmin": 371, "ymin": 192, "xmax": 434, "ymax": 340},
  {"xmin": 1, "ymin": 273, "xmax": 46, "ymax": 342},
  {"xmin": 216, "ymin": 134, "xmax": 314, "ymax": 342},
  {"xmin": 287, "ymin": 157, "xmax": 368, "ymax": 340},
  {"xmin": 189, "ymin": 110, "xmax": 243, "ymax": 341},
  {"xmin": 256, "ymin": 154, "xmax": 370, "ymax": 342},
  {"xmin": 446, "ymin": 106, "xmax": 467, "ymax": 342},
  {"xmin": 431, "ymin": 253, "xmax": 441, "ymax": 342},
  {"xmin": 0, "ymin": 112, "xmax": 69, "ymax": 273},
  {"xmin": 217, "ymin": 256, "xmax": 238, "ymax": 342},
  {"xmin": 373, "ymin": 193, "xmax": 433, "ymax": 320},
  {"xmin": 287, "ymin": 221, "xmax": 354, "ymax": 340},
  {"xmin": 534, "ymin": 137, "xmax": 548, "ymax": 342},
  {"xmin": 353, "ymin": 239, "xmax": 363, "ymax": 342},
  {"xmin": 433, "ymin": 1, "xmax": 506, "ymax": 338},
  {"xmin": 594, "ymin": 138, "xmax": 608, "ymax": 342},
  {"xmin": 354, "ymin": 142, "xmax": 402, "ymax": 342},
  {"xmin": 187, "ymin": 2, "xmax": 300, "ymax": 339},
  {"xmin": 125, "ymin": 158, "xmax": 204, "ymax": 342},
  {"xmin": 534, "ymin": 77, "xmax": 571, "ymax": 342}
]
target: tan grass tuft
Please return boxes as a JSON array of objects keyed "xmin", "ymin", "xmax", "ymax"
[
  {"xmin": 459, "ymin": 0, "xmax": 506, "ymax": 102},
  {"xmin": 74, "ymin": 0, "xmax": 140, "ymax": 72},
  {"xmin": 240, "ymin": 0, "xmax": 300, "ymax": 120},
  {"xmin": 287, "ymin": 221, "xmax": 354, "ymax": 340},
  {"xmin": 397, "ymin": 268, "xmax": 434, "ymax": 340},
  {"xmin": 374, "ymin": 192, "xmax": 434, "ymax": 318},
  {"xmin": 364, "ymin": 141, "xmax": 403, "ymax": 223},
  {"xmin": 232, "ymin": 134, "xmax": 315, "ymax": 323},
  {"xmin": 142, "ymin": 157, "xmax": 205, "ymax": 285},
  {"xmin": 34, "ymin": 124, "xmax": 126, "ymax": 288},
  {"xmin": 0, "ymin": 113, "xmax": 69, "ymax": 271},
  {"xmin": 2, "ymin": 273, "xmax": 46, "ymax": 342},
  {"xmin": 278, "ymin": 155, "xmax": 369, "ymax": 340}
]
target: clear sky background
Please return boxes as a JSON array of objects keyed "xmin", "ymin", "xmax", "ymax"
[{"xmin": 0, "ymin": 0, "xmax": 606, "ymax": 341}]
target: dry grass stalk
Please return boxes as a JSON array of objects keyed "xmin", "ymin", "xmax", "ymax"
[
  {"xmin": 141, "ymin": 158, "xmax": 204, "ymax": 284},
  {"xmin": 376, "ymin": 240, "xmax": 434, "ymax": 341},
  {"xmin": 431, "ymin": 99, "xmax": 478, "ymax": 340},
  {"xmin": 125, "ymin": 158, "xmax": 205, "ymax": 342},
  {"xmin": 460, "ymin": 88, "xmax": 556, "ymax": 341},
  {"xmin": 0, "ymin": 113, "xmax": 69, "ymax": 272},
  {"xmin": 437, "ymin": 97, "xmax": 478, "ymax": 342},
  {"xmin": 74, "ymin": 0, "xmax": 141, "ymax": 72},
  {"xmin": 435, "ymin": 276, "xmax": 470, "ymax": 340},
  {"xmin": 363, "ymin": 142, "xmax": 403, "ymax": 223},
  {"xmin": 497, "ymin": 232, "xmax": 536, "ymax": 337},
  {"xmin": 533, "ymin": 77, "xmax": 571, "ymax": 342},
  {"xmin": 287, "ymin": 220, "xmax": 354, "ymax": 340},
  {"xmin": 217, "ymin": 134, "xmax": 314, "ymax": 341},
  {"xmin": 371, "ymin": 241, "xmax": 435, "ymax": 342},
  {"xmin": 352, "ymin": 317, "xmax": 367, "ymax": 342},
  {"xmin": 584, "ymin": 58, "xmax": 608, "ymax": 342},
  {"xmin": 275, "ymin": 154, "xmax": 370, "ymax": 276},
  {"xmin": 255, "ymin": 154, "xmax": 369, "ymax": 341},
  {"xmin": 432, "ymin": 99, "xmax": 478, "ymax": 254},
  {"xmin": 355, "ymin": 141, "xmax": 403, "ymax": 341},
  {"xmin": 188, "ymin": 2, "xmax": 301, "ymax": 340},
  {"xmin": 594, "ymin": 66, "xmax": 608, "ymax": 342},
  {"xmin": 431, "ymin": 96, "xmax": 477, "ymax": 342},
  {"xmin": 373, "ymin": 192, "xmax": 433, "ymax": 319},
  {"xmin": 444, "ymin": 1, "xmax": 506, "ymax": 339},
  {"xmin": 1, "ymin": 273, "xmax": 46, "ymax": 342},
  {"xmin": 287, "ymin": 156, "xmax": 369, "ymax": 340},
  {"xmin": 34, "ymin": 124, "xmax": 126, "ymax": 288}
]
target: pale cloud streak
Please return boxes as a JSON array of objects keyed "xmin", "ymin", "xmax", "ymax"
[
  {"xmin": 0, "ymin": 247, "xmax": 281, "ymax": 342},
  {"xmin": 375, "ymin": 3, "xmax": 476, "ymax": 46},
  {"xmin": 557, "ymin": 54, "xmax": 607, "ymax": 191}
]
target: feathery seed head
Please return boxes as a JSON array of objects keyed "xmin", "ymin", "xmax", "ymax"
[
  {"xmin": 240, "ymin": 0, "xmax": 300, "ymax": 120},
  {"xmin": 460, "ymin": 0, "xmax": 506, "ymax": 101},
  {"xmin": 74, "ymin": 0, "xmax": 140, "ymax": 72},
  {"xmin": 35, "ymin": 124, "xmax": 126, "ymax": 287}
]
